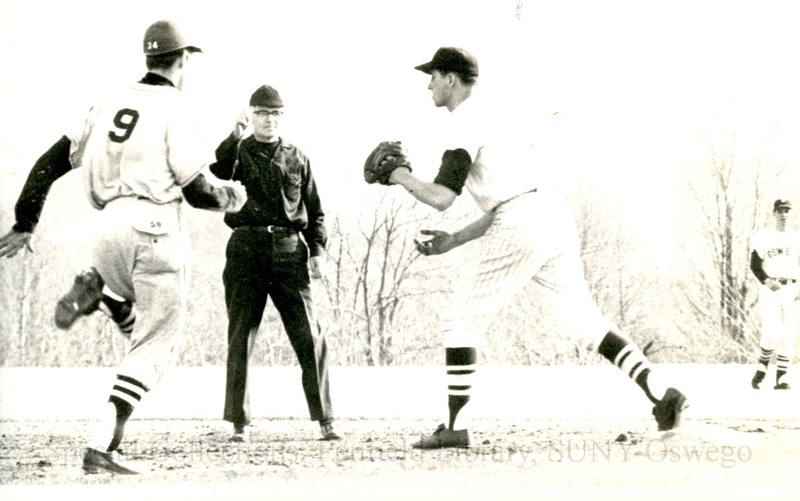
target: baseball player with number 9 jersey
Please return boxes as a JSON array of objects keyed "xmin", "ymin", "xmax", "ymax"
[
  {"xmin": 749, "ymin": 199, "xmax": 800, "ymax": 390},
  {"xmin": 0, "ymin": 19, "xmax": 246, "ymax": 474}
]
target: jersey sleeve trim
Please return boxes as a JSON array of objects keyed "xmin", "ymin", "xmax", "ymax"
[{"xmin": 433, "ymin": 148, "xmax": 471, "ymax": 195}]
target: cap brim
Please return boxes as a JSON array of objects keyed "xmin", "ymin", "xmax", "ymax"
[{"xmin": 414, "ymin": 62, "xmax": 434, "ymax": 74}]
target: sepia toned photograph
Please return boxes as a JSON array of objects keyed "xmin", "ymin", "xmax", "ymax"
[{"xmin": 1, "ymin": 0, "xmax": 799, "ymax": 498}]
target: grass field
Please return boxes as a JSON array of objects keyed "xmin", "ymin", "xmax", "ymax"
[{"xmin": 1, "ymin": 365, "xmax": 799, "ymax": 499}]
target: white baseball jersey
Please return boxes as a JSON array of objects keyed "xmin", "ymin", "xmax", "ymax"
[
  {"xmin": 751, "ymin": 228, "xmax": 800, "ymax": 280},
  {"xmin": 64, "ymin": 76, "xmax": 211, "ymax": 390},
  {"xmin": 442, "ymin": 91, "xmax": 540, "ymax": 213},
  {"xmin": 439, "ymin": 90, "xmax": 613, "ymax": 352},
  {"xmin": 69, "ymin": 82, "xmax": 209, "ymax": 211}
]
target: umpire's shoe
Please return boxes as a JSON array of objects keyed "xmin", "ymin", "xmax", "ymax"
[
  {"xmin": 411, "ymin": 423, "xmax": 471, "ymax": 449},
  {"xmin": 319, "ymin": 418, "xmax": 343, "ymax": 441},
  {"xmin": 229, "ymin": 425, "xmax": 250, "ymax": 443},
  {"xmin": 82, "ymin": 448, "xmax": 140, "ymax": 475},
  {"xmin": 652, "ymin": 387, "xmax": 689, "ymax": 431},
  {"xmin": 55, "ymin": 268, "xmax": 104, "ymax": 329}
]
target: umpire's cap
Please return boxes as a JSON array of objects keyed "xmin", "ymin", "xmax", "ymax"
[
  {"xmin": 415, "ymin": 47, "xmax": 479, "ymax": 78},
  {"xmin": 774, "ymin": 199, "xmax": 792, "ymax": 211},
  {"xmin": 249, "ymin": 85, "xmax": 284, "ymax": 108},
  {"xmin": 143, "ymin": 20, "xmax": 203, "ymax": 56}
]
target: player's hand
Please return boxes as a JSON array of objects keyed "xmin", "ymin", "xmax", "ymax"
[
  {"xmin": 415, "ymin": 229, "xmax": 455, "ymax": 256},
  {"xmin": 233, "ymin": 108, "xmax": 251, "ymax": 139},
  {"xmin": 309, "ymin": 255, "xmax": 325, "ymax": 280},
  {"xmin": 0, "ymin": 229, "xmax": 34, "ymax": 258}
]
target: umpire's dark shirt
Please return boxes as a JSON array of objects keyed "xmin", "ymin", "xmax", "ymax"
[{"xmin": 210, "ymin": 133, "xmax": 327, "ymax": 257}]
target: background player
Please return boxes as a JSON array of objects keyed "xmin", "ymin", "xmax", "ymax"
[
  {"xmin": 749, "ymin": 199, "xmax": 800, "ymax": 390},
  {"xmin": 375, "ymin": 46, "xmax": 689, "ymax": 449},
  {"xmin": 0, "ymin": 19, "xmax": 246, "ymax": 473}
]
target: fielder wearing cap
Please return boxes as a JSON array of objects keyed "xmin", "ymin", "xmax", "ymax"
[
  {"xmin": 414, "ymin": 47, "xmax": 479, "ymax": 82},
  {"xmin": 380, "ymin": 45, "xmax": 689, "ymax": 449},
  {"xmin": 749, "ymin": 198, "xmax": 800, "ymax": 391},
  {"xmin": 774, "ymin": 199, "xmax": 792, "ymax": 211}
]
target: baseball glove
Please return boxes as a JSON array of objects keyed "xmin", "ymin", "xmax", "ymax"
[{"xmin": 363, "ymin": 141, "xmax": 412, "ymax": 185}]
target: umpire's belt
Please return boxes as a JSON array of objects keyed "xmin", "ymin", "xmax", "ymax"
[
  {"xmin": 776, "ymin": 278, "xmax": 798, "ymax": 285},
  {"xmin": 236, "ymin": 225, "xmax": 297, "ymax": 234}
]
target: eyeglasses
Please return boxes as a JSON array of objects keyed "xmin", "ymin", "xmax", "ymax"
[{"xmin": 253, "ymin": 110, "xmax": 283, "ymax": 117}]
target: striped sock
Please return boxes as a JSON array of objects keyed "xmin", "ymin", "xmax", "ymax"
[
  {"xmin": 757, "ymin": 347, "xmax": 774, "ymax": 373},
  {"xmin": 99, "ymin": 296, "xmax": 136, "ymax": 335},
  {"xmin": 775, "ymin": 354, "xmax": 790, "ymax": 386},
  {"xmin": 446, "ymin": 347, "xmax": 477, "ymax": 430},
  {"xmin": 89, "ymin": 374, "xmax": 147, "ymax": 452},
  {"xmin": 598, "ymin": 330, "xmax": 661, "ymax": 404}
]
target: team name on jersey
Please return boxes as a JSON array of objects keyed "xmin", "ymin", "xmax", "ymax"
[{"xmin": 765, "ymin": 247, "xmax": 793, "ymax": 258}]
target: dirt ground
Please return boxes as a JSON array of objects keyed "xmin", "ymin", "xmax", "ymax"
[{"xmin": 1, "ymin": 416, "xmax": 799, "ymax": 498}]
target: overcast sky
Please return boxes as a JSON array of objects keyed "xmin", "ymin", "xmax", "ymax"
[{"xmin": 1, "ymin": 0, "xmax": 799, "ymax": 223}]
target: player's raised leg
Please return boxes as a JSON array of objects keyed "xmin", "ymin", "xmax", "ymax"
[{"xmin": 596, "ymin": 329, "xmax": 687, "ymax": 430}]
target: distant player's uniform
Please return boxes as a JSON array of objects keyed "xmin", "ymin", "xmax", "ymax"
[{"xmin": 750, "ymin": 225, "xmax": 800, "ymax": 384}]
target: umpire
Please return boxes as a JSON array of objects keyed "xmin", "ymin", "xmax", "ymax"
[{"xmin": 210, "ymin": 85, "xmax": 340, "ymax": 442}]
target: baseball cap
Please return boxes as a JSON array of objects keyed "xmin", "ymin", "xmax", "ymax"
[
  {"xmin": 414, "ymin": 47, "xmax": 479, "ymax": 78},
  {"xmin": 250, "ymin": 85, "xmax": 284, "ymax": 108},
  {"xmin": 143, "ymin": 20, "xmax": 202, "ymax": 56},
  {"xmin": 774, "ymin": 199, "xmax": 792, "ymax": 210}
]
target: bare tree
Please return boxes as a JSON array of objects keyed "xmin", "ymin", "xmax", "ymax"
[{"xmin": 677, "ymin": 132, "xmax": 785, "ymax": 360}]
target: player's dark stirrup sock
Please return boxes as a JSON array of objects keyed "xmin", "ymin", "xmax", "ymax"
[
  {"xmin": 446, "ymin": 347, "xmax": 476, "ymax": 430},
  {"xmin": 107, "ymin": 375, "xmax": 147, "ymax": 451},
  {"xmin": 757, "ymin": 347, "xmax": 774, "ymax": 372},
  {"xmin": 775, "ymin": 354, "xmax": 790, "ymax": 385},
  {"xmin": 598, "ymin": 330, "xmax": 659, "ymax": 405},
  {"xmin": 100, "ymin": 295, "xmax": 136, "ymax": 335},
  {"xmin": 107, "ymin": 396, "xmax": 134, "ymax": 451}
]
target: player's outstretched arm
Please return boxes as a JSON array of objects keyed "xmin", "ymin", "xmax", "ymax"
[
  {"xmin": 390, "ymin": 169, "xmax": 457, "ymax": 211},
  {"xmin": 182, "ymin": 173, "xmax": 247, "ymax": 213}
]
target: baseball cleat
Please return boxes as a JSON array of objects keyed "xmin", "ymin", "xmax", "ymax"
[
  {"xmin": 652, "ymin": 387, "xmax": 688, "ymax": 431},
  {"xmin": 751, "ymin": 370, "xmax": 766, "ymax": 389},
  {"xmin": 319, "ymin": 419, "xmax": 343, "ymax": 441},
  {"xmin": 774, "ymin": 382, "xmax": 791, "ymax": 390},
  {"xmin": 411, "ymin": 423, "xmax": 471, "ymax": 449},
  {"xmin": 55, "ymin": 268, "xmax": 104, "ymax": 329},
  {"xmin": 229, "ymin": 425, "xmax": 250, "ymax": 443},
  {"xmin": 82, "ymin": 448, "xmax": 140, "ymax": 475}
]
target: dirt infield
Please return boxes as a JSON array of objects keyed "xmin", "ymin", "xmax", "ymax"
[{"xmin": 1, "ymin": 416, "xmax": 799, "ymax": 498}]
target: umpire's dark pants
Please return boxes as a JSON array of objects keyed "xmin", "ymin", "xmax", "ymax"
[{"xmin": 222, "ymin": 227, "xmax": 332, "ymax": 427}]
